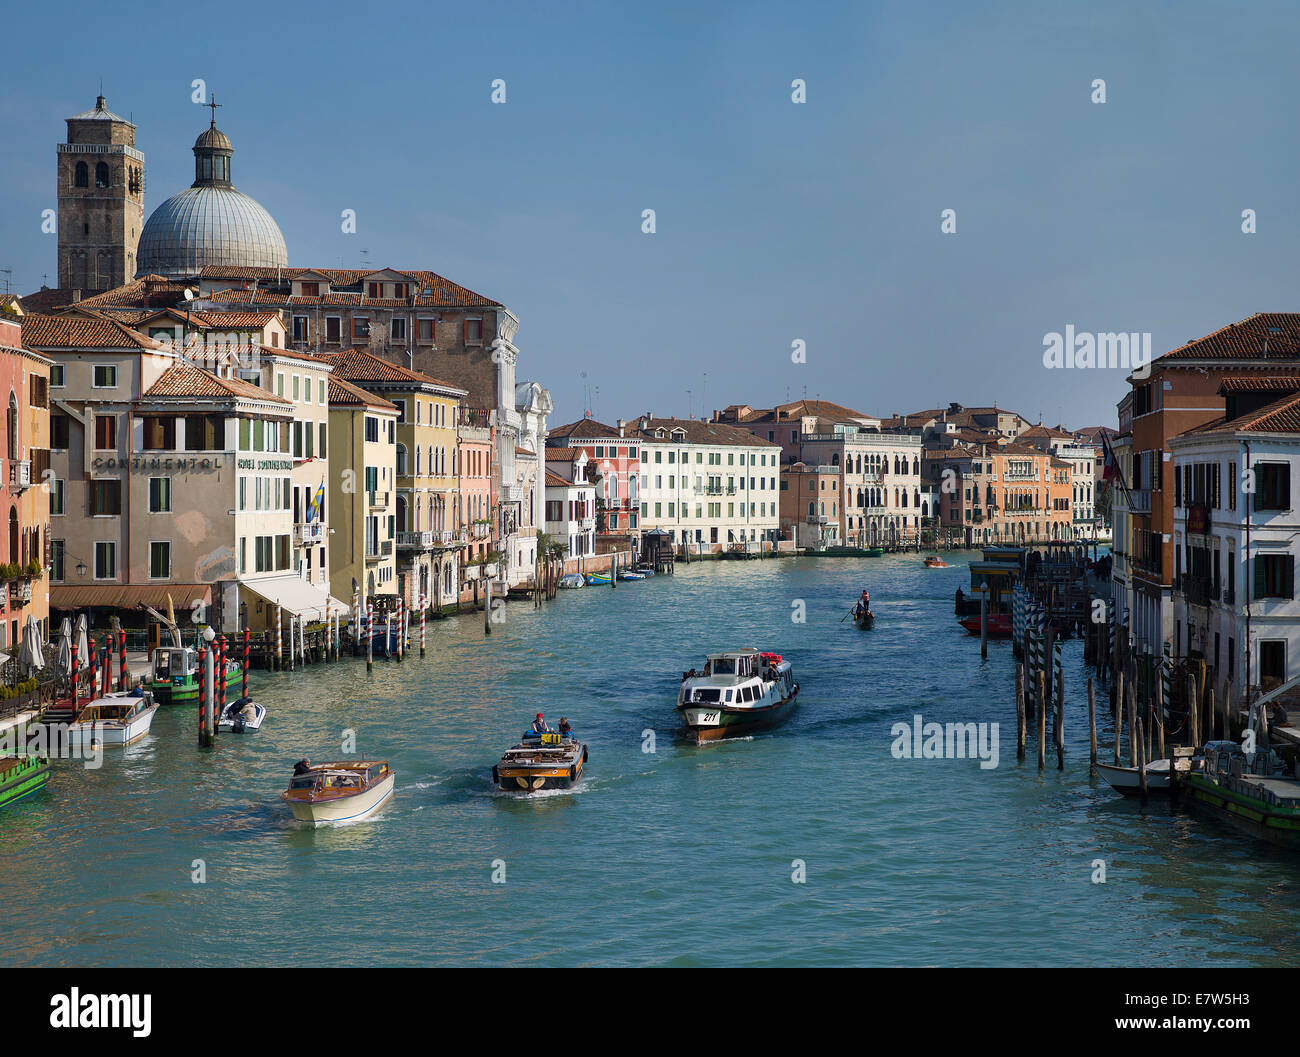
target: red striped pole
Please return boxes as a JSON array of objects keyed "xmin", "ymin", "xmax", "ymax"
[
  {"xmin": 197, "ymin": 646, "xmax": 207, "ymax": 745},
  {"xmin": 242, "ymin": 627, "xmax": 250, "ymax": 699},
  {"xmin": 88, "ymin": 636, "xmax": 97, "ymax": 689},
  {"xmin": 366, "ymin": 604, "xmax": 374, "ymax": 672},
  {"xmin": 420, "ymin": 592, "xmax": 426, "ymax": 658},
  {"xmin": 218, "ymin": 636, "xmax": 227, "ymax": 723},
  {"xmin": 101, "ymin": 636, "xmax": 111, "ymax": 696},
  {"xmin": 70, "ymin": 639, "xmax": 79, "ymax": 698},
  {"xmin": 396, "ymin": 596, "xmax": 404, "ymax": 661},
  {"xmin": 118, "ymin": 627, "xmax": 127, "ymax": 690}
]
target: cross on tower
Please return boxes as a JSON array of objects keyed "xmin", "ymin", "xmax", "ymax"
[{"xmin": 206, "ymin": 95, "xmax": 222, "ymax": 127}]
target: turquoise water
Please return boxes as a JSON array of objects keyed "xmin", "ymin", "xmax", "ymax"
[{"xmin": 4, "ymin": 553, "xmax": 1299, "ymax": 967}]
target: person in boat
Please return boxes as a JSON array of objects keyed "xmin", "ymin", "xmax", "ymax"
[
  {"xmin": 558, "ymin": 717, "xmax": 573, "ymax": 737},
  {"xmin": 240, "ymin": 698, "xmax": 258, "ymax": 723},
  {"xmin": 293, "ymin": 758, "xmax": 312, "ymax": 776},
  {"xmin": 531, "ymin": 713, "xmax": 551, "ymax": 733}
]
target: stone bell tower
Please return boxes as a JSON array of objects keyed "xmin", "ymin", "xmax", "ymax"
[{"xmin": 57, "ymin": 95, "xmax": 145, "ymax": 294}]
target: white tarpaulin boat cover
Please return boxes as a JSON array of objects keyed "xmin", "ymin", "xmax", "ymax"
[{"xmin": 239, "ymin": 576, "xmax": 351, "ymax": 622}]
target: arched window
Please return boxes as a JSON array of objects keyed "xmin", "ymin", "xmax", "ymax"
[
  {"xmin": 831, "ymin": 452, "xmax": 839, "ymax": 466},
  {"xmin": 7, "ymin": 508, "xmax": 17, "ymax": 565},
  {"xmin": 396, "ymin": 495, "xmax": 407, "ymax": 533},
  {"xmin": 95, "ymin": 162, "xmax": 109, "ymax": 188},
  {"xmin": 6, "ymin": 393, "xmax": 17, "ymax": 462},
  {"xmin": 74, "ymin": 161, "xmax": 88, "ymax": 187},
  {"xmin": 396, "ymin": 443, "xmax": 408, "ymax": 476}
]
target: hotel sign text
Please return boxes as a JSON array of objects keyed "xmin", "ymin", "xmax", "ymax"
[{"xmin": 93, "ymin": 455, "xmax": 226, "ymax": 473}]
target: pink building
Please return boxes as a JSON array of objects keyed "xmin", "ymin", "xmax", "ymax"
[{"xmin": 546, "ymin": 416, "xmax": 641, "ymax": 534}]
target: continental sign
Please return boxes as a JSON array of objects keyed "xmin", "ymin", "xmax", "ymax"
[{"xmin": 93, "ymin": 455, "xmax": 227, "ymax": 473}]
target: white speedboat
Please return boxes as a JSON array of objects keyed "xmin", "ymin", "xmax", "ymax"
[
  {"xmin": 65, "ymin": 693, "xmax": 159, "ymax": 749},
  {"xmin": 558, "ymin": 573, "xmax": 585, "ymax": 589},
  {"xmin": 218, "ymin": 697, "xmax": 266, "ymax": 733},
  {"xmin": 676, "ymin": 649, "xmax": 799, "ymax": 744},
  {"xmin": 618, "ymin": 570, "xmax": 646, "ymax": 581},
  {"xmin": 281, "ymin": 760, "xmax": 395, "ymax": 825}
]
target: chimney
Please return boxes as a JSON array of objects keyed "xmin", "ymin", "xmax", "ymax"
[
  {"xmin": 618, "ymin": 418, "xmax": 626, "ymax": 437},
  {"xmin": 71, "ymin": 290, "xmax": 82, "ymax": 303}
]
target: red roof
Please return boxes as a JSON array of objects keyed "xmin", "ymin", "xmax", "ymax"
[
  {"xmin": 317, "ymin": 347, "xmax": 464, "ymax": 393},
  {"xmin": 327, "ymin": 375, "xmax": 398, "ymax": 412},
  {"xmin": 1155, "ymin": 313, "xmax": 1300, "ymax": 365},
  {"xmin": 144, "ymin": 365, "xmax": 290, "ymax": 404},
  {"xmin": 20, "ymin": 313, "xmax": 159, "ymax": 350}
]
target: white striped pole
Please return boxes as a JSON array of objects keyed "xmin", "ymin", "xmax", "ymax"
[
  {"xmin": 396, "ymin": 595, "xmax": 404, "ymax": 661},
  {"xmin": 275, "ymin": 605, "xmax": 283, "ymax": 671},
  {"xmin": 420, "ymin": 592, "xmax": 427, "ymax": 658},
  {"xmin": 366, "ymin": 604, "xmax": 374, "ymax": 672}
]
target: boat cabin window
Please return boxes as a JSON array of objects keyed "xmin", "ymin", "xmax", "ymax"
[
  {"xmin": 712, "ymin": 658, "xmax": 736, "ymax": 675},
  {"xmin": 290, "ymin": 776, "xmax": 317, "ymax": 790},
  {"xmin": 725, "ymin": 690, "xmax": 733, "ymax": 702},
  {"xmin": 693, "ymin": 688, "xmax": 721, "ymax": 703}
]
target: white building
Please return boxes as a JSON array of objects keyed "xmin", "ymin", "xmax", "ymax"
[
  {"xmin": 799, "ymin": 428, "xmax": 925, "ymax": 546},
  {"xmin": 634, "ymin": 417, "xmax": 782, "ymax": 552},
  {"xmin": 1169, "ymin": 389, "xmax": 1300, "ymax": 700}
]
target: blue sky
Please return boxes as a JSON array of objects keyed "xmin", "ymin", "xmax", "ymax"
[{"xmin": 3, "ymin": 0, "xmax": 1299, "ymax": 428}]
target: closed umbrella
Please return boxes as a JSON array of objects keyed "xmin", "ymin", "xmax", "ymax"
[
  {"xmin": 75, "ymin": 614, "xmax": 89, "ymax": 665},
  {"xmin": 56, "ymin": 617, "xmax": 72, "ymax": 676},
  {"xmin": 21, "ymin": 615, "xmax": 45, "ymax": 673}
]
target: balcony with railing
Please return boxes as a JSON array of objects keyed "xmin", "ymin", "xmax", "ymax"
[
  {"xmin": 433, "ymin": 529, "xmax": 464, "ymax": 548},
  {"xmin": 1128, "ymin": 488, "xmax": 1151, "ymax": 514},
  {"xmin": 1181, "ymin": 574, "xmax": 1217, "ymax": 607},
  {"xmin": 365, "ymin": 539, "xmax": 394, "ymax": 561},
  {"xmin": 294, "ymin": 521, "xmax": 325, "ymax": 545},
  {"xmin": 368, "ymin": 489, "xmax": 390, "ymax": 510},
  {"xmin": 9, "ymin": 459, "xmax": 31, "ymax": 490},
  {"xmin": 396, "ymin": 530, "xmax": 435, "ymax": 550}
]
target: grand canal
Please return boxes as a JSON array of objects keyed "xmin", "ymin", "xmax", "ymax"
[{"xmin": 3, "ymin": 554, "xmax": 1299, "ymax": 966}]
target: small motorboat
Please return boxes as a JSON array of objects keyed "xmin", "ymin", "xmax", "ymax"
[
  {"xmin": 0, "ymin": 754, "xmax": 50, "ymax": 809},
  {"xmin": 923, "ymin": 556, "xmax": 948, "ymax": 568},
  {"xmin": 218, "ymin": 696, "xmax": 266, "ymax": 733},
  {"xmin": 632, "ymin": 565, "xmax": 655, "ymax": 577},
  {"xmin": 558, "ymin": 573, "xmax": 585, "ymax": 589},
  {"xmin": 959, "ymin": 613, "xmax": 1013, "ymax": 638},
  {"xmin": 618, "ymin": 570, "xmax": 646, "ymax": 581},
  {"xmin": 493, "ymin": 730, "xmax": 588, "ymax": 793},
  {"xmin": 1096, "ymin": 757, "xmax": 1201, "ymax": 796},
  {"xmin": 585, "ymin": 573, "xmax": 611, "ymax": 586},
  {"xmin": 149, "ymin": 645, "xmax": 243, "ymax": 706},
  {"xmin": 281, "ymin": 759, "xmax": 395, "ymax": 825},
  {"xmin": 677, "ymin": 649, "xmax": 799, "ymax": 744},
  {"xmin": 63, "ymin": 692, "xmax": 159, "ymax": 748}
]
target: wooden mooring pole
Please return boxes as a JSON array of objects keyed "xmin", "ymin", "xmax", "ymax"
[
  {"xmin": 1037, "ymin": 669, "xmax": 1046, "ymax": 772},
  {"xmin": 1088, "ymin": 677, "xmax": 1097, "ymax": 771},
  {"xmin": 1016, "ymin": 663, "xmax": 1026, "ymax": 762}
]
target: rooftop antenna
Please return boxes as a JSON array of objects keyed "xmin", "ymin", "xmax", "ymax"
[
  {"xmin": 686, "ymin": 388, "xmax": 693, "ymax": 419},
  {"xmin": 0, "ymin": 269, "xmax": 11, "ymax": 294}
]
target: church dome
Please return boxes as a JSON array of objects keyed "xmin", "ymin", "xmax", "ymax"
[
  {"xmin": 136, "ymin": 108, "xmax": 288, "ymax": 279},
  {"xmin": 138, "ymin": 186, "xmax": 288, "ymax": 278}
]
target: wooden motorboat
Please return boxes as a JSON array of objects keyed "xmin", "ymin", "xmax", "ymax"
[
  {"xmin": 585, "ymin": 573, "xmax": 611, "ymax": 585},
  {"xmin": 676, "ymin": 649, "xmax": 799, "ymax": 744},
  {"xmin": 281, "ymin": 760, "xmax": 395, "ymax": 825},
  {"xmin": 64, "ymin": 692, "xmax": 159, "ymax": 748},
  {"xmin": 923, "ymin": 556, "xmax": 948, "ymax": 568},
  {"xmin": 492, "ymin": 731, "xmax": 588, "ymax": 793},
  {"xmin": 217, "ymin": 696, "xmax": 266, "ymax": 733},
  {"xmin": 0, "ymin": 754, "xmax": 49, "ymax": 809},
  {"xmin": 959, "ymin": 612, "xmax": 1013, "ymax": 638}
]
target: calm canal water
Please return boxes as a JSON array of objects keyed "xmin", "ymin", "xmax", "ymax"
[{"xmin": 4, "ymin": 553, "xmax": 1299, "ymax": 967}]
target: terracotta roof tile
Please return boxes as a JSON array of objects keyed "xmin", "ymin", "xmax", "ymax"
[
  {"xmin": 327, "ymin": 375, "xmax": 398, "ymax": 412},
  {"xmin": 20, "ymin": 313, "xmax": 159, "ymax": 350},
  {"xmin": 316, "ymin": 347, "xmax": 464, "ymax": 394},
  {"xmin": 144, "ymin": 364, "xmax": 291, "ymax": 404},
  {"xmin": 1155, "ymin": 313, "xmax": 1300, "ymax": 365}
]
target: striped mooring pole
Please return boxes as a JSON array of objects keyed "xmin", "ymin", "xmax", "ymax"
[
  {"xmin": 101, "ymin": 636, "xmax": 112, "ymax": 696},
  {"xmin": 197, "ymin": 646, "xmax": 208, "ymax": 746},
  {"xmin": 396, "ymin": 596, "xmax": 404, "ymax": 661},
  {"xmin": 353, "ymin": 587, "xmax": 361, "ymax": 656},
  {"xmin": 275, "ymin": 606, "xmax": 283, "ymax": 671},
  {"xmin": 242, "ymin": 627, "xmax": 251, "ymax": 699},
  {"xmin": 420, "ymin": 592, "xmax": 427, "ymax": 658},
  {"xmin": 217, "ymin": 636, "xmax": 227, "ymax": 726},
  {"xmin": 366, "ymin": 604, "xmax": 374, "ymax": 672},
  {"xmin": 1161, "ymin": 641, "xmax": 1172, "ymax": 723},
  {"xmin": 118, "ymin": 627, "xmax": 127, "ymax": 690}
]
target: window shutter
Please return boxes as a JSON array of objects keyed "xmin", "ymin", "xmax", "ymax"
[
  {"xmin": 1255, "ymin": 556, "xmax": 1265, "ymax": 600},
  {"xmin": 1290, "ymin": 555, "xmax": 1296, "ymax": 600},
  {"xmin": 1285, "ymin": 466, "xmax": 1292, "ymax": 511}
]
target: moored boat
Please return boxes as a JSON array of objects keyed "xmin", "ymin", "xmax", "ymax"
[
  {"xmin": 1183, "ymin": 741, "xmax": 1300, "ymax": 847},
  {"xmin": 148, "ymin": 645, "xmax": 242, "ymax": 705},
  {"xmin": 64, "ymin": 692, "xmax": 159, "ymax": 748},
  {"xmin": 585, "ymin": 573, "xmax": 611, "ymax": 585},
  {"xmin": 959, "ymin": 612, "xmax": 1013, "ymax": 638},
  {"xmin": 618, "ymin": 570, "xmax": 646, "ymax": 581},
  {"xmin": 1095, "ymin": 757, "xmax": 1200, "ymax": 796},
  {"xmin": 0, "ymin": 754, "xmax": 50, "ymax": 809},
  {"xmin": 558, "ymin": 573, "xmax": 585, "ymax": 589},
  {"xmin": 281, "ymin": 759, "xmax": 395, "ymax": 825},
  {"xmin": 492, "ymin": 730, "xmax": 588, "ymax": 793},
  {"xmin": 676, "ymin": 648, "xmax": 799, "ymax": 744}
]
